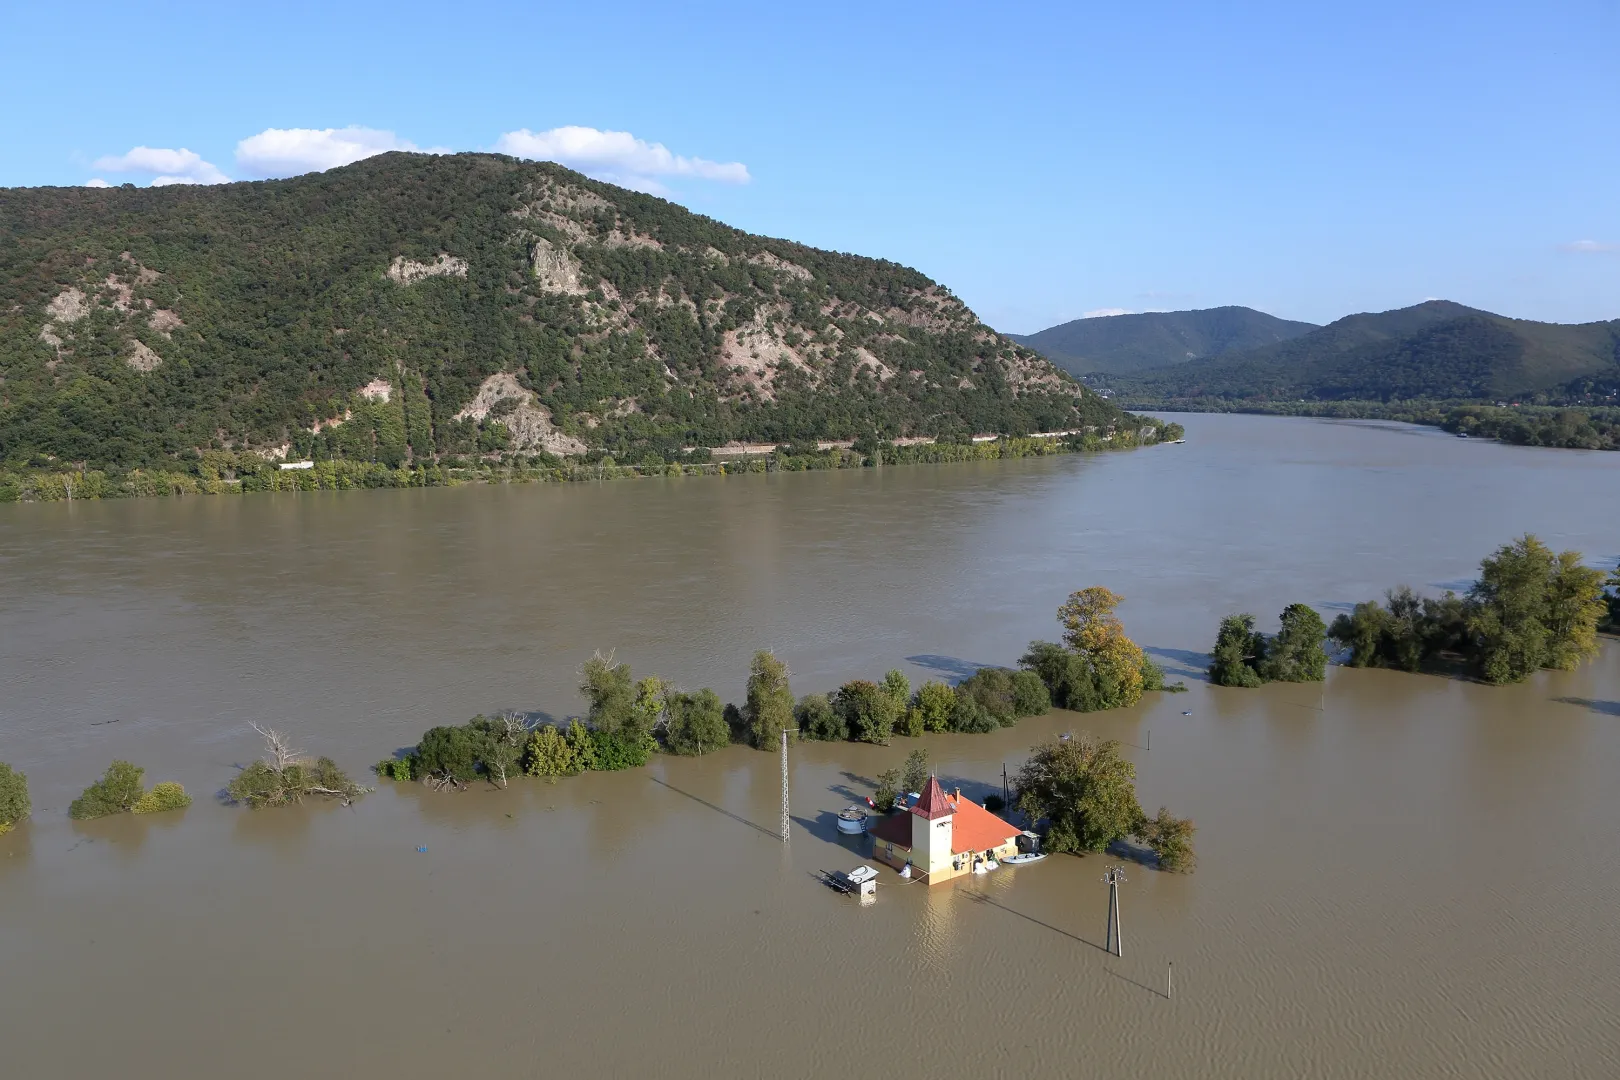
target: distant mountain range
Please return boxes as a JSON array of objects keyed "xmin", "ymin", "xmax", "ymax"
[
  {"xmin": 1008, "ymin": 306, "xmax": 1318, "ymax": 375},
  {"xmin": 1014, "ymin": 302, "xmax": 1620, "ymax": 404}
]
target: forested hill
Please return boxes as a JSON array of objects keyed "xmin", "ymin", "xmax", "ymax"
[
  {"xmin": 0, "ymin": 153, "xmax": 1147, "ymax": 471},
  {"xmin": 1009, "ymin": 306, "xmax": 1317, "ymax": 376},
  {"xmin": 1107, "ymin": 301, "xmax": 1620, "ymax": 404}
]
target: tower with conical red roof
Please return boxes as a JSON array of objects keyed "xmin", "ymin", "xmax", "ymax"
[{"xmin": 909, "ymin": 775, "xmax": 956, "ymax": 880}]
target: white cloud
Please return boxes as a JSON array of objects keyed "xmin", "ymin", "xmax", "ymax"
[
  {"xmin": 1082, "ymin": 307, "xmax": 1134, "ymax": 319},
  {"xmin": 235, "ymin": 126, "xmax": 421, "ymax": 178},
  {"xmin": 92, "ymin": 146, "xmax": 230, "ymax": 185},
  {"xmin": 495, "ymin": 126, "xmax": 750, "ymax": 192},
  {"xmin": 1560, "ymin": 239, "xmax": 1618, "ymax": 254},
  {"xmin": 84, "ymin": 178, "xmax": 111, "ymax": 188}
]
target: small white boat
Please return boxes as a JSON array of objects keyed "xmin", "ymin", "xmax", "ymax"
[
  {"xmin": 836, "ymin": 806, "xmax": 869, "ymax": 835},
  {"xmin": 1004, "ymin": 830, "xmax": 1046, "ymax": 865}
]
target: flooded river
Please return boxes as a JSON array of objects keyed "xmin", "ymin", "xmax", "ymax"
[{"xmin": 2, "ymin": 414, "xmax": 1618, "ymax": 1077}]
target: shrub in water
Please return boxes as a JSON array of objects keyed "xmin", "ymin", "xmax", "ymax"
[
  {"xmin": 0, "ymin": 762, "xmax": 29, "ymax": 833},
  {"xmin": 70, "ymin": 760, "xmax": 145, "ymax": 820},
  {"xmin": 132, "ymin": 781, "xmax": 192, "ymax": 814}
]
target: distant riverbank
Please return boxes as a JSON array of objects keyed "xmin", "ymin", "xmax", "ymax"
[
  {"xmin": 0, "ymin": 423, "xmax": 1182, "ymax": 503},
  {"xmin": 1119, "ymin": 398, "xmax": 1620, "ymax": 450}
]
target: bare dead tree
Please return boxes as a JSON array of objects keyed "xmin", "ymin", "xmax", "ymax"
[
  {"xmin": 497, "ymin": 710, "xmax": 528, "ymax": 745},
  {"xmin": 234, "ymin": 723, "xmax": 368, "ymax": 807},
  {"xmin": 251, "ymin": 723, "xmax": 304, "ymax": 771}
]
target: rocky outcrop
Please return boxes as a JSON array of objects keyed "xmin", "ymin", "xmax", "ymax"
[
  {"xmin": 529, "ymin": 238, "xmax": 585, "ymax": 294},
  {"xmin": 126, "ymin": 341, "xmax": 162, "ymax": 372},
  {"xmin": 385, "ymin": 254, "xmax": 468, "ymax": 285},
  {"xmin": 454, "ymin": 373, "xmax": 587, "ymax": 456}
]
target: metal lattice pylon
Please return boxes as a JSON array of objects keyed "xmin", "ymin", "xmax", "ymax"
[{"xmin": 780, "ymin": 728, "xmax": 790, "ymax": 843}]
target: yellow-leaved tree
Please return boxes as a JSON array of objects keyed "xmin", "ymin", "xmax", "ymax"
[{"xmin": 1056, "ymin": 586, "xmax": 1151, "ymax": 709}]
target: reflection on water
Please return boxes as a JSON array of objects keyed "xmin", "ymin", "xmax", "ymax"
[{"xmin": 3, "ymin": 414, "xmax": 1620, "ymax": 1076}]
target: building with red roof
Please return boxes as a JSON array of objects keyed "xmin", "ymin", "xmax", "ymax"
[{"xmin": 868, "ymin": 775, "xmax": 1021, "ymax": 884}]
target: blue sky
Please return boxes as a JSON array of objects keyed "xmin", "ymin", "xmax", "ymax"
[{"xmin": 2, "ymin": 0, "xmax": 1615, "ymax": 332}]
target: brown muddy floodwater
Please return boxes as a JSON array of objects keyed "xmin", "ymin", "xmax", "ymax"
[{"xmin": 3, "ymin": 413, "xmax": 1619, "ymax": 1078}]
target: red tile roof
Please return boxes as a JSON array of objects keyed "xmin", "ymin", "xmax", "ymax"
[
  {"xmin": 865, "ymin": 789, "xmax": 1019, "ymax": 858},
  {"xmin": 947, "ymin": 795, "xmax": 1019, "ymax": 856},
  {"xmin": 911, "ymin": 776, "xmax": 954, "ymax": 820}
]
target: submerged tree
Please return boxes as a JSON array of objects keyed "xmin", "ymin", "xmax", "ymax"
[
  {"xmin": 744, "ymin": 651, "xmax": 794, "ymax": 749},
  {"xmin": 580, "ymin": 651, "xmax": 638, "ymax": 736},
  {"xmin": 228, "ymin": 725, "xmax": 367, "ymax": 808},
  {"xmin": 795, "ymin": 692, "xmax": 846, "ymax": 741},
  {"xmin": 1014, "ymin": 735, "xmax": 1143, "ymax": 854},
  {"xmin": 873, "ymin": 767, "xmax": 902, "ymax": 813},
  {"xmin": 523, "ymin": 725, "xmax": 580, "ymax": 778},
  {"xmin": 834, "ymin": 679, "xmax": 896, "ymax": 744},
  {"xmin": 911, "ymin": 681, "xmax": 956, "ymax": 733},
  {"xmin": 1208, "ymin": 614, "xmax": 1266, "ymax": 687},
  {"xmin": 901, "ymin": 748, "xmax": 930, "ymax": 796},
  {"xmin": 664, "ymin": 689, "xmax": 729, "ymax": 755},
  {"xmin": 485, "ymin": 711, "xmax": 528, "ymax": 788},
  {"xmin": 1260, "ymin": 604, "xmax": 1329, "ymax": 683},
  {"xmin": 1470, "ymin": 534, "xmax": 1605, "ymax": 683},
  {"xmin": 0, "ymin": 762, "xmax": 29, "ymax": 834},
  {"xmin": 1329, "ymin": 600, "xmax": 1393, "ymax": 669},
  {"xmin": 1134, "ymin": 806, "xmax": 1197, "ymax": 873},
  {"xmin": 1017, "ymin": 586, "xmax": 1154, "ymax": 710},
  {"xmin": 1544, "ymin": 550, "xmax": 1607, "ymax": 672},
  {"xmin": 880, "ymin": 669, "xmax": 911, "ymax": 726}
]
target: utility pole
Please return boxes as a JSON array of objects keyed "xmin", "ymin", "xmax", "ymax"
[
  {"xmin": 1103, "ymin": 866, "xmax": 1125, "ymax": 957},
  {"xmin": 780, "ymin": 728, "xmax": 790, "ymax": 843},
  {"xmin": 1001, "ymin": 763, "xmax": 1009, "ymax": 809}
]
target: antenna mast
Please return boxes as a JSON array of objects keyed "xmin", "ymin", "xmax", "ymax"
[{"xmin": 780, "ymin": 728, "xmax": 790, "ymax": 843}]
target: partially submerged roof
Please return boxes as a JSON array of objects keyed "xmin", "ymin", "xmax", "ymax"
[
  {"xmin": 947, "ymin": 796, "xmax": 1020, "ymax": 856},
  {"xmin": 864, "ymin": 788, "xmax": 1020, "ymax": 857}
]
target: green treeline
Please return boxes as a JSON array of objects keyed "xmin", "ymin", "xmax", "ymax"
[
  {"xmin": 1202, "ymin": 535, "xmax": 1617, "ymax": 689},
  {"xmin": 377, "ymin": 586, "xmax": 1178, "ymax": 778},
  {"xmin": 1328, "ymin": 534, "xmax": 1610, "ymax": 684},
  {"xmin": 0, "ymin": 427, "xmax": 1181, "ymax": 503},
  {"xmin": 1124, "ymin": 398, "xmax": 1620, "ymax": 452}
]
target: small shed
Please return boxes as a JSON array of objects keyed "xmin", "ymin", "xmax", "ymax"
[{"xmin": 832, "ymin": 865, "xmax": 880, "ymax": 904}]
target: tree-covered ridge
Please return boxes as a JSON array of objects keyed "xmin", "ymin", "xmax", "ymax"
[
  {"xmin": 0, "ymin": 152, "xmax": 1151, "ymax": 472},
  {"xmin": 1009, "ymin": 306, "xmax": 1318, "ymax": 376},
  {"xmin": 1106, "ymin": 301, "xmax": 1620, "ymax": 405}
]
